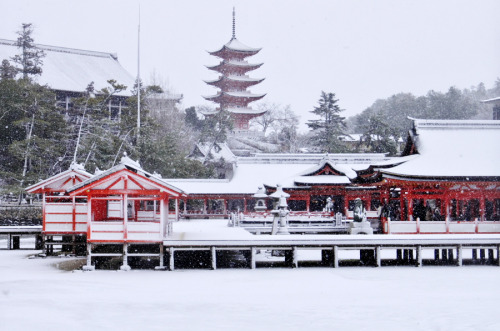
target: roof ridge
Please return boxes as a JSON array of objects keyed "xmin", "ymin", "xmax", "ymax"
[{"xmin": 0, "ymin": 38, "xmax": 116, "ymax": 59}]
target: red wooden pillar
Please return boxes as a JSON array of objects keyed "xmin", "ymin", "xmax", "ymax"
[
  {"xmin": 87, "ymin": 196, "xmax": 92, "ymax": 240},
  {"xmin": 72, "ymin": 196, "xmax": 76, "ymax": 232},
  {"xmin": 123, "ymin": 194, "xmax": 128, "ymax": 241},
  {"xmin": 407, "ymin": 191, "xmax": 414, "ymax": 221},
  {"xmin": 42, "ymin": 192, "xmax": 46, "ymax": 232},
  {"xmin": 244, "ymin": 198, "xmax": 247, "ymax": 213},
  {"xmin": 480, "ymin": 195, "xmax": 486, "ymax": 222},
  {"xmin": 306, "ymin": 195, "xmax": 310, "ymax": 212}
]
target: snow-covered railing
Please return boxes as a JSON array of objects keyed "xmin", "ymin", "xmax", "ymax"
[
  {"xmin": 44, "ymin": 197, "xmax": 87, "ymax": 234},
  {"xmin": 382, "ymin": 218, "xmax": 500, "ymax": 234},
  {"xmin": 89, "ymin": 221, "xmax": 162, "ymax": 242}
]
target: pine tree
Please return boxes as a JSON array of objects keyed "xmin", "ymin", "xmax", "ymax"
[
  {"xmin": 0, "ymin": 59, "xmax": 17, "ymax": 80},
  {"xmin": 306, "ymin": 91, "xmax": 347, "ymax": 153},
  {"xmin": 11, "ymin": 23, "xmax": 46, "ymax": 80}
]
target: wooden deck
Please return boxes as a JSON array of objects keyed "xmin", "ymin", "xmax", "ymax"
[{"xmin": 163, "ymin": 233, "xmax": 500, "ymax": 270}]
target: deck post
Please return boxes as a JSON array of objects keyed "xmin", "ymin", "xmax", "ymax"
[
  {"xmin": 457, "ymin": 245, "xmax": 462, "ymax": 266},
  {"xmin": 416, "ymin": 245, "xmax": 422, "ymax": 267},
  {"xmin": 169, "ymin": 247, "xmax": 175, "ymax": 271},
  {"xmin": 211, "ymin": 246, "xmax": 217, "ymax": 270},
  {"xmin": 375, "ymin": 246, "xmax": 381, "ymax": 267},
  {"xmin": 250, "ymin": 247, "xmax": 256, "ymax": 269},
  {"xmin": 82, "ymin": 243, "xmax": 95, "ymax": 271},
  {"xmin": 35, "ymin": 234, "xmax": 43, "ymax": 250},
  {"xmin": 7, "ymin": 234, "xmax": 11, "ymax": 250},
  {"xmin": 333, "ymin": 246, "xmax": 339, "ymax": 268},
  {"xmin": 497, "ymin": 245, "xmax": 500, "ymax": 267},
  {"xmin": 292, "ymin": 247, "xmax": 298, "ymax": 268},
  {"xmin": 155, "ymin": 244, "xmax": 166, "ymax": 270},
  {"xmin": 120, "ymin": 243, "xmax": 131, "ymax": 271}
]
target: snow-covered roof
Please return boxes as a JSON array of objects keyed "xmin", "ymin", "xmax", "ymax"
[
  {"xmin": 206, "ymin": 60, "xmax": 263, "ymax": 70},
  {"xmin": 382, "ymin": 119, "xmax": 500, "ymax": 179},
  {"xmin": 209, "ymin": 38, "xmax": 261, "ymax": 55},
  {"xmin": 25, "ymin": 162, "xmax": 93, "ymax": 194},
  {"xmin": 67, "ymin": 154, "xmax": 185, "ymax": 195},
  {"xmin": 204, "ymin": 75, "xmax": 264, "ymax": 84},
  {"xmin": 0, "ymin": 39, "xmax": 135, "ymax": 96},
  {"xmin": 341, "ymin": 134, "xmax": 404, "ymax": 143},
  {"xmin": 204, "ymin": 91, "xmax": 266, "ymax": 100},
  {"xmin": 167, "ymin": 153, "xmax": 398, "ymax": 195},
  {"xmin": 481, "ymin": 96, "xmax": 500, "ymax": 104},
  {"xmin": 192, "ymin": 142, "xmax": 236, "ymax": 163},
  {"xmin": 225, "ymin": 107, "xmax": 267, "ymax": 115}
]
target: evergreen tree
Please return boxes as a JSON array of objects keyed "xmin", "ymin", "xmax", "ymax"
[
  {"xmin": 306, "ymin": 91, "xmax": 347, "ymax": 153},
  {"xmin": 11, "ymin": 23, "xmax": 46, "ymax": 80},
  {"xmin": 359, "ymin": 113, "xmax": 398, "ymax": 155},
  {"xmin": 184, "ymin": 106, "xmax": 204, "ymax": 131},
  {"xmin": 0, "ymin": 59, "xmax": 17, "ymax": 80},
  {"xmin": 0, "ymin": 79, "xmax": 67, "ymax": 193}
]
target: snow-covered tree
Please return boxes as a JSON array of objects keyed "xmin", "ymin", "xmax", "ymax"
[
  {"xmin": 11, "ymin": 23, "xmax": 45, "ymax": 80},
  {"xmin": 306, "ymin": 91, "xmax": 348, "ymax": 153}
]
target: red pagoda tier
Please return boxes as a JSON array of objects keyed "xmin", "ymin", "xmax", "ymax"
[{"xmin": 203, "ymin": 9, "xmax": 266, "ymax": 131}]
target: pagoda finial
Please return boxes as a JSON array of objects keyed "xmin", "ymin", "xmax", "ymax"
[{"xmin": 232, "ymin": 7, "xmax": 236, "ymax": 40}]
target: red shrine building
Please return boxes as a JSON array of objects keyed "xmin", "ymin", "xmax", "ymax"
[{"xmin": 203, "ymin": 9, "xmax": 266, "ymax": 131}]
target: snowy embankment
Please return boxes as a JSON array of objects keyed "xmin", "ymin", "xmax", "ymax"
[{"xmin": 1, "ymin": 250, "xmax": 499, "ymax": 331}]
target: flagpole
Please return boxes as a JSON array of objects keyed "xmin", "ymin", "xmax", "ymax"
[{"xmin": 136, "ymin": 5, "xmax": 141, "ymax": 141}]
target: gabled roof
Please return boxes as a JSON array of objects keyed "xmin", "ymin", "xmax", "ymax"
[
  {"xmin": 0, "ymin": 39, "xmax": 135, "ymax": 96},
  {"xmin": 191, "ymin": 142, "xmax": 236, "ymax": 163},
  {"xmin": 382, "ymin": 119, "xmax": 500, "ymax": 180},
  {"xmin": 25, "ymin": 163, "xmax": 93, "ymax": 194},
  {"xmin": 67, "ymin": 154, "xmax": 185, "ymax": 197}
]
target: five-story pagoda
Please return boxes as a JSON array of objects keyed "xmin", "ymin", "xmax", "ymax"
[{"xmin": 203, "ymin": 9, "xmax": 266, "ymax": 131}]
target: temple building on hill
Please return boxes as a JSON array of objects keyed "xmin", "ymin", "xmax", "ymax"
[
  {"xmin": 203, "ymin": 9, "xmax": 266, "ymax": 131},
  {"xmin": 0, "ymin": 39, "xmax": 182, "ymax": 120}
]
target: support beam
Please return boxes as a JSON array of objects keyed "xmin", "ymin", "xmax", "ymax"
[
  {"xmin": 497, "ymin": 245, "xmax": 500, "ymax": 267},
  {"xmin": 375, "ymin": 246, "xmax": 381, "ymax": 267},
  {"xmin": 211, "ymin": 246, "xmax": 217, "ymax": 270},
  {"xmin": 457, "ymin": 245, "xmax": 462, "ymax": 267},
  {"xmin": 155, "ymin": 244, "xmax": 166, "ymax": 270},
  {"xmin": 250, "ymin": 247, "xmax": 256, "ymax": 269},
  {"xmin": 333, "ymin": 246, "xmax": 339, "ymax": 268},
  {"xmin": 82, "ymin": 243, "xmax": 95, "ymax": 271},
  {"xmin": 292, "ymin": 247, "xmax": 298, "ymax": 268},
  {"xmin": 169, "ymin": 247, "xmax": 175, "ymax": 271},
  {"xmin": 120, "ymin": 243, "xmax": 131, "ymax": 271},
  {"xmin": 416, "ymin": 245, "xmax": 422, "ymax": 267}
]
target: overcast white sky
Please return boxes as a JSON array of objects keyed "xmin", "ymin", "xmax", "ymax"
[{"xmin": 1, "ymin": 0, "xmax": 499, "ymax": 129}]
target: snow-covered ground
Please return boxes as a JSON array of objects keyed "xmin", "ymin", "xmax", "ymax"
[{"xmin": 1, "ymin": 248, "xmax": 499, "ymax": 331}]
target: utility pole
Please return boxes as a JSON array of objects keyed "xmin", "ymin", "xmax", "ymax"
[{"xmin": 136, "ymin": 6, "xmax": 141, "ymax": 141}]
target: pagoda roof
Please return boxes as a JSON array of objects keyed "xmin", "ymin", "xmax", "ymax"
[
  {"xmin": 205, "ymin": 75, "xmax": 264, "ymax": 84},
  {"xmin": 209, "ymin": 38, "xmax": 261, "ymax": 58},
  {"xmin": 206, "ymin": 60, "xmax": 263, "ymax": 72},
  {"xmin": 203, "ymin": 91, "xmax": 266, "ymax": 103},
  {"xmin": 226, "ymin": 107, "xmax": 267, "ymax": 115}
]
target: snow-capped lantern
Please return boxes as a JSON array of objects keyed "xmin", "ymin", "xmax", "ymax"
[{"xmin": 253, "ymin": 187, "xmax": 268, "ymax": 212}]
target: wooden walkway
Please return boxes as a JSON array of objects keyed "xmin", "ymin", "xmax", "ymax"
[
  {"xmin": 0, "ymin": 226, "xmax": 43, "ymax": 250},
  {"xmin": 163, "ymin": 234, "xmax": 500, "ymax": 270}
]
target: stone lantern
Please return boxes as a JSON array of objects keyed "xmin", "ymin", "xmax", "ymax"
[
  {"xmin": 253, "ymin": 187, "xmax": 268, "ymax": 212},
  {"xmin": 271, "ymin": 194, "xmax": 290, "ymax": 235}
]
